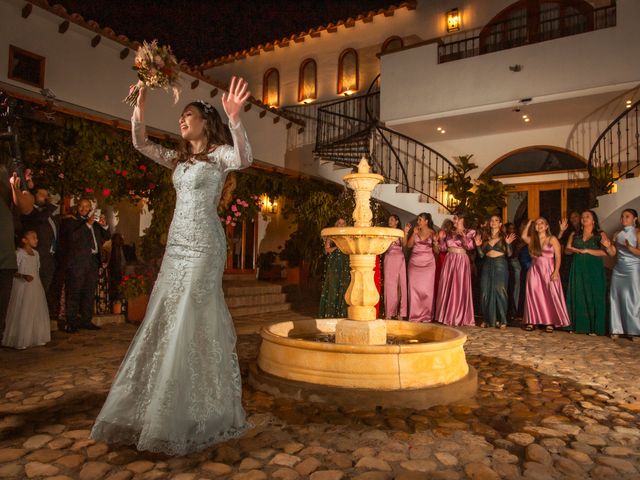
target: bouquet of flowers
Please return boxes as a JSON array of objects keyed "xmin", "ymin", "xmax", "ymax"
[
  {"xmin": 119, "ymin": 273, "xmax": 151, "ymax": 298},
  {"xmin": 124, "ymin": 40, "xmax": 182, "ymax": 107},
  {"xmin": 219, "ymin": 195, "xmax": 262, "ymax": 227}
]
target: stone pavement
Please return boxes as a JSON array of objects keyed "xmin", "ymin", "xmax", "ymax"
[{"xmin": 1, "ymin": 310, "xmax": 640, "ymax": 480}]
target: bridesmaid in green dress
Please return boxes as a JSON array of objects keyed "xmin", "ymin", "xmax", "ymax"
[
  {"xmin": 318, "ymin": 218, "xmax": 351, "ymax": 318},
  {"xmin": 566, "ymin": 210, "xmax": 611, "ymax": 335}
]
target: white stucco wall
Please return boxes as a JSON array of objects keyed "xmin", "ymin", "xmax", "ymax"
[
  {"xmin": 380, "ymin": 0, "xmax": 639, "ymax": 124},
  {"xmin": 0, "ymin": 0, "xmax": 289, "ymax": 168}
]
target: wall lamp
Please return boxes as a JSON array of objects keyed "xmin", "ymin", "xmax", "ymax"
[{"xmin": 446, "ymin": 8, "xmax": 461, "ymax": 32}]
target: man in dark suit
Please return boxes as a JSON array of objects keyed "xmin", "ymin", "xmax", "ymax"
[
  {"xmin": 21, "ymin": 186, "xmax": 58, "ymax": 301},
  {"xmin": 61, "ymin": 198, "xmax": 110, "ymax": 332}
]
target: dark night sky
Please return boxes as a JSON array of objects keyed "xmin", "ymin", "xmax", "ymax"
[{"xmin": 54, "ymin": 0, "xmax": 396, "ymax": 65}]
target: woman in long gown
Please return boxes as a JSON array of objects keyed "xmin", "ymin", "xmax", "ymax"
[
  {"xmin": 406, "ymin": 213, "xmax": 437, "ymax": 322},
  {"xmin": 318, "ymin": 218, "xmax": 350, "ymax": 318},
  {"xmin": 558, "ymin": 210, "xmax": 581, "ymax": 297},
  {"xmin": 2, "ymin": 230, "xmax": 51, "ymax": 349},
  {"xmin": 435, "ymin": 216, "xmax": 476, "ymax": 326},
  {"xmin": 566, "ymin": 210, "xmax": 609, "ymax": 336},
  {"xmin": 91, "ymin": 77, "xmax": 252, "ymax": 455},
  {"xmin": 604, "ymin": 208, "xmax": 640, "ymax": 338},
  {"xmin": 434, "ymin": 218, "xmax": 453, "ymax": 298},
  {"xmin": 521, "ymin": 218, "xmax": 570, "ymax": 332},
  {"xmin": 474, "ymin": 215, "xmax": 516, "ymax": 328},
  {"xmin": 382, "ymin": 214, "xmax": 407, "ymax": 319}
]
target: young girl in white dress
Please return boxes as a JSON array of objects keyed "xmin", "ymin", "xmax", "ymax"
[{"xmin": 2, "ymin": 230, "xmax": 51, "ymax": 349}]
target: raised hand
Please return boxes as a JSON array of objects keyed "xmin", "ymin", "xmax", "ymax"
[
  {"xmin": 222, "ymin": 76, "xmax": 251, "ymax": 125},
  {"xmin": 506, "ymin": 233, "xmax": 517, "ymax": 244},
  {"xmin": 474, "ymin": 233, "xmax": 482, "ymax": 246},
  {"xmin": 559, "ymin": 218, "xmax": 568, "ymax": 233},
  {"xmin": 404, "ymin": 223, "xmax": 412, "ymax": 234},
  {"xmin": 9, "ymin": 172, "xmax": 20, "ymax": 191},
  {"xmin": 600, "ymin": 232, "xmax": 611, "ymax": 249}
]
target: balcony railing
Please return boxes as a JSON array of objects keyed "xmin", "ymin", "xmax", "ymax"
[{"xmin": 438, "ymin": 2, "xmax": 616, "ymax": 64}]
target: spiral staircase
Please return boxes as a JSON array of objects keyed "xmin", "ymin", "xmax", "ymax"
[
  {"xmin": 590, "ymin": 98, "xmax": 640, "ymax": 232},
  {"xmin": 285, "ymin": 78, "xmax": 458, "ymax": 226}
]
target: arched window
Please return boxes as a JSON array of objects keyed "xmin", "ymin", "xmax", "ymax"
[
  {"xmin": 298, "ymin": 58, "xmax": 317, "ymax": 103},
  {"xmin": 262, "ymin": 68, "xmax": 280, "ymax": 107},
  {"xmin": 337, "ymin": 48, "xmax": 358, "ymax": 95},
  {"xmin": 381, "ymin": 36, "xmax": 404, "ymax": 53},
  {"xmin": 485, "ymin": 146, "xmax": 586, "ymax": 177},
  {"xmin": 480, "ymin": 0, "xmax": 593, "ymax": 54}
]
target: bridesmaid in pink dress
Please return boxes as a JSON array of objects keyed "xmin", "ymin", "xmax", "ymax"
[
  {"xmin": 435, "ymin": 216, "xmax": 476, "ymax": 326},
  {"xmin": 382, "ymin": 215, "xmax": 407, "ymax": 319},
  {"xmin": 521, "ymin": 218, "xmax": 570, "ymax": 332},
  {"xmin": 435, "ymin": 218, "xmax": 454, "ymax": 298},
  {"xmin": 406, "ymin": 213, "xmax": 438, "ymax": 322}
]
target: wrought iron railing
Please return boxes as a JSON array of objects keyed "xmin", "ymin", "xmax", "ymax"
[
  {"xmin": 588, "ymin": 99, "xmax": 640, "ymax": 202},
  {"xmin": 314, "ymin": 76, "xmax": 458, "ymax": 211},
  {"xmin": 438, "ymin": 2, "xmax": 616, "ymax": 63}
]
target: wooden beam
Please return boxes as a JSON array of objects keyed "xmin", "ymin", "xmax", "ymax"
[
  {"xmin": 210, "ymin": 88, "xmax": 218, "ymax": 97},
  {"xmin": 191, "ymin": 79, "xmax": 199, "ymax": 89},
  {"xmin": 58, "ymin": 20, "xmax": 69, "ymax": 34},
  {"xmin": 273, "ymin": 116, "xmax": 280, "ymax": 124},
  {"xmin": 286, "ymin": 122, "xmax": 292, "ymax": 130},
  {"xmin": 259, "ymin": 110, "xmax": 267, "ymax": 118},
  {"xmin": 91, "ymin": 35, "xmax": 101, "ymax": 48},
  {"xmin": 244, "ymin": 104, "xmax": 252, "ymax": 112},
  {"xmin": 21, "ymin": 3, "xmax": 32, "ymax": 18},
  {"xmin": 298, "ymin": 127, "xmax": 305, "ymax": 134},
  {"xmin": 120, "ymin": 48, "xmax": 129, "ymax": 60}
]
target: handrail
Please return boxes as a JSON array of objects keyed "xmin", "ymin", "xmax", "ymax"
[
  {"xmin": 314, "ymin": 74, "xmax": 459, "ymax": 212},
  {"xmin": 588, "ymin": 97, "xmax": 640, "ymax": 202}
]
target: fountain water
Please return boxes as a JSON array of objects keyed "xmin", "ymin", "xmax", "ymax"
[{"xmin": 251, "ymin": 158, "xmax": 477, "ymax": 408}]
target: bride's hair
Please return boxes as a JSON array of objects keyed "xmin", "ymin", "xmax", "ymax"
[{"xmin": 176, "ymin": 101, "xmax": 232, "ymax": 163}]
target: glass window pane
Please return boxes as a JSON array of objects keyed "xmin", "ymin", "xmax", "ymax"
[
  {"xmin": 539, "ymin": 189, "xmax": 562, "ymax": 235},
  {"xmin": 507, "ymin": 191, "xmax": 528, "ymax": 230},
  {"xmin": 567, "ymin": 187, "xmax": 590, "ymax": 215}
]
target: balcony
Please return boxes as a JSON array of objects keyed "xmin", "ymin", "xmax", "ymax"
[{"xmin": 438, "ymin": 2, "xmax": 616, "ymax": 64}]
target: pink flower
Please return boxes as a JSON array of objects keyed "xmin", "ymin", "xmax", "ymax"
[
  {"xmin": 241, "ymin": 201, "xmax": 249, "ymax": 207},
  {"xmin": 234, "ymin": 211, "xmax": 241, "ymax": 217},
  {"xmin": 231, "ymin": 205, "xmax": 237, "ymax": 212},
  {"xmin": 102, "ymin": 188, "xmax": 111, "ymax": 198},
  {"xmin": 58, "ymin": 173, "xmax": 64, "ymax": 179},
  {"xmin": 85, "ymin": 187, "xmax": 94, "ymax": 193},
  {"xmin": 115, "ymin": 169, "xmax": 121, "ymax": 175},
  {"xmin": 226, "ymin": 218, "xmax": 231, "ymax": 224},
  {"xmin": 236, "ymin": 198, "xmax": 242, "ymax": 203},
  {"xmin": 139, "ymin": 164, "xmax": 147, "ymax": 172},
  {"xmin": 226, "ymin": 215, "xmax": 232, "ymax": 221},
  {"xmin": 231, "ymin": 222, "xmax": 237, "ymax": 226},
  {"xmin": 121, "ymin": 170, "xmax": 128, "ymax": 177}
]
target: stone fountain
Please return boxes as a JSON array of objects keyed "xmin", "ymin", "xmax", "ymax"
[{"xmin": 251, "ymin": 158, "xmax": 477, "ymax": 408}]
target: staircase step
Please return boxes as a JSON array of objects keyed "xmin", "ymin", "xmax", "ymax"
[
  {"xmin": 222, "ymin": 273, "xmax": 256, "ymax": 281},
  {"xmin": 229, "ymin": 302, "xmax": 292, "ymax": 317},
  {"xmin": 226, "ymin": 292, "xmax": 287, "ymax": 307},
  {"xmin": 223, "ymin": 281, "xmax": 283, "ymax": 296}
]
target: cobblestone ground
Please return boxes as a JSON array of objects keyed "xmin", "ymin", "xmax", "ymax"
[{"xmin": 1, "ymin": 313, "xmax": 640, "ymax": 480}]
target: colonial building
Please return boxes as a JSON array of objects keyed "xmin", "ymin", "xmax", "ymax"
[{"xmin": 2, "ymin": 0, "xmax": 639, "ymax": 266}]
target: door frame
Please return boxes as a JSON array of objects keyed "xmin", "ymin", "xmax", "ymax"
[{"xmin": 503, "ymin": 179, "xmax": 589, "ymax": 224}]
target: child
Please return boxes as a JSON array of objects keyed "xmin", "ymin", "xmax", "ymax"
[{"xmin": 2, "ymin": 230, "xmax": 51, "ymax": 349}]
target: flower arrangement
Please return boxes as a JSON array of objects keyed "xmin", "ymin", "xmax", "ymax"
[
  {"xmin": 219, "ymin": 195, "xmax": 262, "ymax": 227},
  {"xmin": 119, "ymin": 273, "xmax": 151, "ymax": 299},
  {"xmin": 124, "ymin": 40, "xmax": 183, "ymax": 107}
]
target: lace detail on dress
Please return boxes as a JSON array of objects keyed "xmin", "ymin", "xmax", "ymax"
[{"xmin": 91, "ymin": 111, "xmax": 252, "ymax": 456}]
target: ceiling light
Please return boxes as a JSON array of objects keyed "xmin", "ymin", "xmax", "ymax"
[
  {"xmin": 524, "ymin": 118, "xmax": 531, "ymax": 123},
  {"xmin": 440, "ymin": 129, "xmax": 446, "ymax": 134},
  {"xmin": 626, "ymin": 99, "xmax": 632, "ymax": 108},
  {"xmin": 522, "ymin": 114, "xmax": 528, "ymax": 119},
  {"xmin": 436, "ymin": 127, "xmax": 442, "ymax": 131}
]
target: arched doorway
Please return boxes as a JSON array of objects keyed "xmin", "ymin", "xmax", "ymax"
[{"xmin": 485, "ymin": 146, "xmax": 589, "ymax": 230}]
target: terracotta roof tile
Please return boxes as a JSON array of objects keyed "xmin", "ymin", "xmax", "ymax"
[{"xmin": 198, "ymin": 1, "xmax": 417, "ymax": 70}]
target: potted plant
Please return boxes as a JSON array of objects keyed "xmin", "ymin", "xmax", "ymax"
[{"xmin": 119, "ymin": 272, "xmax": 152, "ymax": 323}]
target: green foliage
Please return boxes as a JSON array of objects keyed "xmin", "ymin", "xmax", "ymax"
[
  {"xmin": 590, "ymin": 164, "xmax": 614, "ymax": 201},
  {"xmin": 442, "ymin": 154, "xmax": 508, "ymax": 223}
]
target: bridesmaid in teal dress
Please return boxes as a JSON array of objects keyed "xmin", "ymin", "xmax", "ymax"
[
  {"xmin": 474, "ymin": 215, "xmax": 516, "ymax": 328},
  {"xmin": 603, "ymin": 209, "xmax": 640, "ymax": 338},
  {"xmin": 566, "ymin": 210, "xmax": 611, "ymax": 335},
  {"xmin": 318, "ymin": 218, "xmax": 350, "ymax": 318}
]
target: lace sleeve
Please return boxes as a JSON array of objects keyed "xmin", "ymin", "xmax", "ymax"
[
  {"xmin": 131, "ymin": 112, "xmax": 177, "ymax": 170},
  {"xmin": 218, "ymin": 120, "xmax": 253, "ymax": 172}
]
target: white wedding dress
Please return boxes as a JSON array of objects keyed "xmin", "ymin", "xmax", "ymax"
[{"xmin": 91, "ymin": 111, "xmax": 252, "ymax": 455}]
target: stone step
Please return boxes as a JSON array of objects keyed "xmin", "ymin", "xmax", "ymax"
[
  {"xmin": 92, "ymin": 314, "xmax": 126, "ymax": 327},
  {"xmin": 229, "ymin": 302, "xmax": 292, "ymax": 317},
  {"xmin": 226, "ymin": 292, "xmax": 287, "ymax": 308},
  {"xmin": 223, "ymin": 281, "xmax": 283, "ymax": 296},
  {"xmin": 222, "ymin": 273, "xmax": 256, "ymax": 282}
]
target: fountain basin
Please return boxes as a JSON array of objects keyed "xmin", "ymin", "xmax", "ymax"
[
  {"xmin": 320, "ymin": 226, "xmax": 403, "ymax": 255},
  {"xmin": 258, "ymin": 319, "xmax": 470, "ymax": 390}
]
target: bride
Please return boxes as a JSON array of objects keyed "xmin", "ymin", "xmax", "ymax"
[{"xmin": 91, "ymin": 77, "xmax": 252, "ymax": 455}]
